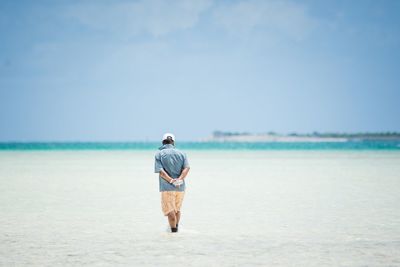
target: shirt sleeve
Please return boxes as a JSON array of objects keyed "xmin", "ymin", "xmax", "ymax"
[
  {"xmin": 154, "ymin": 153, "xmax": 164, "ymax": 173},
  {"xmin": 183, "ymin": 153, "xmax": 190, "ymax": 168}
]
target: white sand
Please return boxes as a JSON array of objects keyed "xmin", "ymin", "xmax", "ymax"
[{"xmin": 0, "ymin": 150, "xmax": 400, "ymax": 266}]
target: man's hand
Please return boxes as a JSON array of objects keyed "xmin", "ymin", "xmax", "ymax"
[{"xmin": 172, "ymin": 178, "xmax": 183, "ymax": 187}]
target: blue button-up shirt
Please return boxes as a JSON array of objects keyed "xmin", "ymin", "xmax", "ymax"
[{"xmin": 154, "ymin": 144, "xmax": 190, "ymax": 192}]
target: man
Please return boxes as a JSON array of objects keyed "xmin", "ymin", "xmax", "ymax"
[{"xmin": 154, "ymin": 133, "xmax": 190, "ymax": 233}]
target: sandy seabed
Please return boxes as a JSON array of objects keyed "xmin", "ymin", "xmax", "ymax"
[{"xmin": 1, "ymin": 150, "xmax": 400, "ymax": 266}]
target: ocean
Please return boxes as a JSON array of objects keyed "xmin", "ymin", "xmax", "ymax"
[
  {"xmin": 1, "ymin": 140, "xmax": 400, "ymax": 150},
  {"xmin": 1, "ymin": 142, "xmax": 400, "ymax": 266}
]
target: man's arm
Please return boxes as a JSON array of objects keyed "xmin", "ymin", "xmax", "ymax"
[
  {"xmin": 159, "ymin": 169, "xmax": 175, "ymax": 184},
  {"xmin": 178, "ymin": 167, "xmax": 190, "ymax": 180},
  {"xmin": 155, "ymin": 153, "xmax": 175, "ymax": 184},
  {"xmin": 178, "ymin": 153, "xmax": 190, "ymax": 180}
]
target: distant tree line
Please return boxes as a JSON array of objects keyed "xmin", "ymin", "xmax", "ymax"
[
  {"xmin": 299, "ymin": 132, "xmax": 400, "ymax": 138},
  {"xmin": 213, "ymin": 131, "xmax": 400, "ymax": 139}
]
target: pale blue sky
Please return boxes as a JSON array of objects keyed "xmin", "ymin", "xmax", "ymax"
[{"xmin": 1, "ymin": 0, "xmax": 399, "ymax": 141}]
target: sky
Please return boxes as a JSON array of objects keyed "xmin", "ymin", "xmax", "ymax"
[{"xmin": 0, "ymin": 0, "xmax": 399, "ymax": 141}]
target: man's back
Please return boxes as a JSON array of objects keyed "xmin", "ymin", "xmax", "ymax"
[{"xmin": 154, "ymin": 144, "xmax": 189, "ymax": 192}]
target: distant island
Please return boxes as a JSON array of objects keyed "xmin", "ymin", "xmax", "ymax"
[{"xmin": 203, "ymin": 131, "xmax": 400, "ymax": 142}]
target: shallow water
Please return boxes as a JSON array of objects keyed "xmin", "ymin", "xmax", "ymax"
[{"xmin": 1, "ymin": 151, "xmax": 400, "ymax": 266}]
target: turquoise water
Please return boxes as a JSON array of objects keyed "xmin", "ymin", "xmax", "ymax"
[{"xmin": 0, "ymin": 141, "xmax": 399, "ymax": 150}]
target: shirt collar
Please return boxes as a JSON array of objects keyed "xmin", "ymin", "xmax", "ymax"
[{"xmin": 159, "ymin": 144, "xmax": 175, "ymax": 150}]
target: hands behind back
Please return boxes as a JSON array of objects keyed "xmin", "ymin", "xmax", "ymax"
[{"xmin": 172, "ymin": 178, "xmax": 183, "ymax": 187}]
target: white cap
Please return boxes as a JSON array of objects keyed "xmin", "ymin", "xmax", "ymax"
[{"xmin": 162, "ymin": 133, "xmax": 175, "ymax": 141}]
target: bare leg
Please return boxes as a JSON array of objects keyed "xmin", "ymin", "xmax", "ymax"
[
  {"xmin": 175, "ymin": 211, "xmax": 181, "ymax": 226},
  {"xmin": 167, "ymin": 211, "xmax": 177, "ymax": 228}
]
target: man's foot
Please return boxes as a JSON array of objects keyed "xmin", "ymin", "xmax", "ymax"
[{"xmin": 171, "ymin": 227, "xmax": 178, "ymax": 233}]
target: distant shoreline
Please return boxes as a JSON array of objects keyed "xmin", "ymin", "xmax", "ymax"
[
  {"xmin": 203, "ymin": 136, "xmax": 349, "ymax": 143},
  {"xmin": 204, "ymin": 131, "xmax": 400, "ymax": 143}
]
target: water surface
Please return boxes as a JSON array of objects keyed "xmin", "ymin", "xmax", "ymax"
[{"xmin": 1, "ymin": 150, "xmax": 399, "ymax": 266}]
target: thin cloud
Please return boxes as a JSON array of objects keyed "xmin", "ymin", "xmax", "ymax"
[
  {"xmin": 64, "ymin": 0, "xmax": 213, "ymax": 37},
  {"xmin": 213, "ymin": 0, "xmax": 316, "ymax": 41}
]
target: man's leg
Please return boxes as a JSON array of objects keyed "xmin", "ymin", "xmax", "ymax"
[
  {"xmin": 162, "ymin": 191, "xmax": 177, "ymax": 231},
  {"xmin": 167, "ymin": 211, "xmax": 177, "ymax": 227},
  {"xmin": 167, "ymin": 211, "xmax": 177, "ymax": 232},
  {"xmin": 175, "ymin": 211, "xmax": 181, "ymax": 226},
  {"xmin": 175, "ymin": 192, "xmax": 185, "ymax": 228}
]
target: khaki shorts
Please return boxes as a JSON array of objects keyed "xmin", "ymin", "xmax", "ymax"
[{"xmin": 161, "ymin": 191, "xmax": 185, "ymax": 216}]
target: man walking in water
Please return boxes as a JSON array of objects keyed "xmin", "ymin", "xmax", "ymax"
[{"xmin": 154, "ymin": 133, "xmax": 190, "ymax": 233}]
